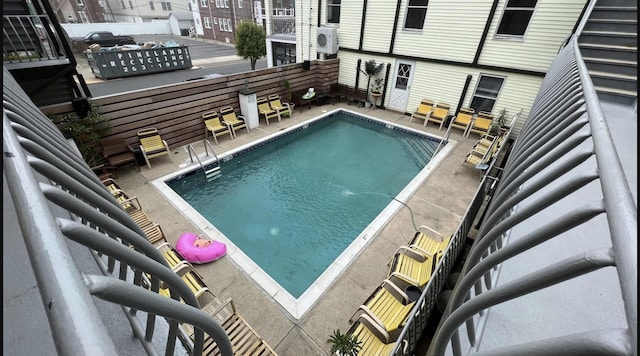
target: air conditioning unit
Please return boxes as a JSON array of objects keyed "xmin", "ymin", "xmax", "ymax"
[{"xmin": 316, "ymin": 27, "xmax": 338, "ymax": 55}]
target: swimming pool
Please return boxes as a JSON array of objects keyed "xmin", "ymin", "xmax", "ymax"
[{"xmin": 153, "ymin": 109, "xmax": 450, "ymax": 319}]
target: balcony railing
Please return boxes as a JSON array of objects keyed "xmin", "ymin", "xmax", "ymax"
[
  {"xmin": 3, "ymin": 14, "xmax": 69, "ymax": 64},
  {"xmin": 271, "ymin": 16, "xmax": 296, "ymax": 35}
]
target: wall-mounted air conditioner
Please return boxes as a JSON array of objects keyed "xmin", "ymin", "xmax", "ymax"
[{"xmin": 316, "ymin": 27, "xmax": 338, "ymax": 55}]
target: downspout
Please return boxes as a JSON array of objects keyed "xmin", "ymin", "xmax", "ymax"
[
  {"xmin": 208, "ymin": 2, "xmax": 216, "ymax": 40},
  {"xmin": 308, "ymin": 0, "xmax": 313, "ymax": 61},
  {"xmin": 455, "ymin": 75, "xmax": 473, "ymax": 114},
  {"xmin": 316, "ymin": 0, "xmax": 322, "ymax": 59},
  {"xmin": 380, "ymin": 62, "xmax": 391, "ymax": 109},
  {"xmin": 472, "ymin": 0, "xmax": 500, "ymax": 64}
]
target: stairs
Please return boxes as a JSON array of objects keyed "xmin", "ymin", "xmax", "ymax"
[
  {"xmin": 205, "ymin": 164, "xmax": 222, "ymax": 182},
  {"xmin": 578, "ymin": 0, "xmax": 637, "ymax": 106},
  {"xmin": 399, "ymin": 137, "xmax": 439, "ymax": 168}
]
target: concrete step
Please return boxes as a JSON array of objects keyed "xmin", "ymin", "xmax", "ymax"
[
  {"xmin": 590, "ymin": 6, "xmax": 637, "ymax": 21},
  {"xmin": 590, "ymin": 70, "xmax": 637, "ymax": 93},
  {"xmin": 583, "ymin": 56, "xmax": 637, "ymax": 77},
  {"xmin": 583, "ymin": 18, "xmax": 637, "ymax": 33},
  {"xmin": 579, "ymin": 43, "xmax": 637, "ymax": 63},
  {"xmin": 579, "ymin": 31, "xmax": 637, "ymax": 47}
]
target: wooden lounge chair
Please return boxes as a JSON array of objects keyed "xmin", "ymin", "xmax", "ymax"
[
  {"xmin": 257, "ymin": 97, "xmax": 280, "ymax": 125},
  {"xmin": 219, "ymin": 106, "xmax": 249, "ymax": 137},
  {"xmin": 203, "ymin": 110, "xmax": 233, "ymax": 144},
  {"xmin": 427, "ymin": 103, "xmax": 451, "ymax": 130},
  {"xmin": 119, "ymin": 196, "xmax": 168, "ymax": 245},
  {"xmin": 449, "ymin": 107, "xmax": 475, "ymax": 137},
  {"xmin": 410, "ymin": 99, "xmax": 434, "ymax": 126},
  {"xmin": 137, "ymin": 127, "xmax": 172, "ymax": 169},
  {"xmin": 268, "ymin": 94, "xmax": 292, "ymax": 119},
  {"xmin": 349, "ymin": 279, "xmax": 416, "ymax": 339},
  {"xmin": 324, "ymin": 83, "xmax": 348, "ymax": 104},
  {"xmin": 347, "ymin": 314, "xmax": 408, "ymax": 355},
  {"xmin": 181, "ymin": 291, "xmax": 278, "ymax": 356},
  {"xmin": 466, "ymin": 111, "xmax": 494, "ymax": 138}
]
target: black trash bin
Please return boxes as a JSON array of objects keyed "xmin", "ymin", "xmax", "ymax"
[{"xmin": 133, "ymin": 147, "xmax": 146, "ymax": 167}]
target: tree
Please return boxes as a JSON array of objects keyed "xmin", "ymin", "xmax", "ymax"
[{"xmin": 235, "ymin": 21, "xmax": 266, "ymax": 70}]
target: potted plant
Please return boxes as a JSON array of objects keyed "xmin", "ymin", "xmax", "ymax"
[
  {"xmin": 281, "ymin": 78, "xmax": 292, "ymax": 102},
  {"xmin": 489, "ymin": 108, "xmax": 509, "ymax": 135},
  {"xmin": 360, "ymin": 59, "xmax": 384, "ymax": 106},
  {"xmin": 49, "ymin": 103, "xmax": 111, "ymax": 167},
  {"xmin": 327, "ymin": 329, "xmax": 362, "ymax": 356}
]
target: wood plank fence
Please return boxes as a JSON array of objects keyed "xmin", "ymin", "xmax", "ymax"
[{"xmin": 41, "ymin": 58, "xmax": 340, "ymax": 152}]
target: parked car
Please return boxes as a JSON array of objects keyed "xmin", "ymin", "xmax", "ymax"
[{"xmin": 73, "ymin": 31, "xmax": 136, "ymax": 48}]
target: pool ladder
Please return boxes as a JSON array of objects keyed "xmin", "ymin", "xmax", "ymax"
[{"xmin": 186, "ymin": 140, "xmax": 221, "ymax": 181}]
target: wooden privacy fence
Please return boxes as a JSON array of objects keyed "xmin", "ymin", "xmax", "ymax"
[{"xmin": 41, "ymin": 58, "xmax": 339, "ymax": 152}]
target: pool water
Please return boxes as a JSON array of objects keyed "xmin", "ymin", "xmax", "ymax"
[{"xmin": 167, "ymin": 112, "xmax": 439, "ymax": 298}]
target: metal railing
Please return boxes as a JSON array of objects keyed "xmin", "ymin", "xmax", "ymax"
[
  {"xmin": 271, "ymin": 17, "xmax": 296, "ymax": 35},
  {"xmin": 3, "ymin": 14, "xmax": 68, "ymax": 63},
  {"xmin": 424, "ymin": 0, "xmax": 637, "ymax": 354},
  {"xmin": 3, "ymin": 66, "xmax": 233, "ymax": 356}
]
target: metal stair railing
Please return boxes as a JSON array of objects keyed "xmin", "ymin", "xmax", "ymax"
[
  {"xmin": 3, "ymin": 67, "xmax": 233, "ymax": 356},
  {"xmin": 187, "ymin": 140, "xmax": 222, "ymax": 181}
]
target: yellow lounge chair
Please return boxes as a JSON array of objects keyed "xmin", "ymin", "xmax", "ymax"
[
  {"xmin": 347, "ymin": 314, "xmax": 408, "ymax": 356},
  {"xmin": 407, "ymin": 225, "xmax": 449, "ymax": 263},
  {"xmin": 349, "ymin": 279, "xmax": 416, "ymax": 340},
  {"xmin": 137, "ymin": 127, "xmax": 172, "ymax": 169},
  {"xmin": 268, "ymin": 94, "xmax": 292, "ymax": 119},
  {"xmin": 203, "ymin": 110, "xmax": 233, "ymax": 144},
  {"xmin": 219, "ymin": 106, "xmax": 249, "ymax": 137},
  {"xmin": 156, "ymin": 263, "xmax": 209, "ymax": 299},
  {"xmin": 388, "ymin": 246, "xmax": 437, "ymax": 288},
  {"xmin": 449, "ymin": 107, "xmax": 475, "ymax": 137},
  {"xmin": 156, "ymin": 242, "xmax": 193, "ymax": 271},
  {"xmin": 466, "ymin": 111, "xmax": 494, "ymax": 138},
  {"xmin": 427, "ymin": 102, "xmax": 451, "ymax": 130},
  {"xmin": 257, "ymin": 96, "xmax": 281, "ymax": 125},
  {"xmin": 409, "ymin": 99, "xmax": 434, "ymax": 126}
]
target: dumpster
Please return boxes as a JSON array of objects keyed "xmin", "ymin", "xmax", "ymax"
[{"xmin": 85, "ymin": 46, "xmax": 192, "ymax": 79}]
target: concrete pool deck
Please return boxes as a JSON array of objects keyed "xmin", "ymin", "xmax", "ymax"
[{"xmin": 112, "ymin": 103, "xmax": 482, "ymax": 355}]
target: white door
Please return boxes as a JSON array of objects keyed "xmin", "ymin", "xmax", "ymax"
[{"xmin": 387, "ymin": 60, "xmax": 416, "ymax": 112}]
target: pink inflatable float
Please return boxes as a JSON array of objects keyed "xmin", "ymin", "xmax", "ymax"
[{"xmin": 176, "ymin": 232, "xmax": 226, "ymax": 264}]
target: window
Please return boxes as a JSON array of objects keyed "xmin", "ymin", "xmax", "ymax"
[
  {"xmin": 78, "ymin": 11, "xmax": 89, "ymax": 23},
  {"xmin": 149, "ymin": 1, "xmax": 155, "ymax": 10},
  {"xmin": 327, "ymin": 0, "xmax": 340, "ymax": 24},
  {"xmin": 161, "ymin": 1, "xmax": 171, "ymax": 10},
  {"xmin": 120, "ymin": 0, "xmax": 125, "ymax": 8},
  {"xmin": 496, "ymin": 0, "xmax": 537, "ymax": 37},
  {"xmin": 404, "ymin": 0, "xmax": 428, "ymax": 30},
  {"xmin": 238, "ymin": 0, "xmax": 242, "ymax": 8},
  {"xmin": 76, "ymin": 0, "xmax": 84, "ymax": 5},
  {"xmin": 200, "ymin": 0, "xmax": 207, "ymax": 7},
  {"xmin": 470, "ymin": 75, "xmax": 505, "ymax": 113},
  {"xmin": 129, "ymin": 1, "xmax": 133, "ymax": 9},
  {"xmin": 224, "ymin": 0, "xmax": 229, "ymax": 8},
  {"xmin": 227, "ymin": 18, "xmax": 233, "ymax": 32},
  {"xmin": 213, "ymin": 17, "xmax": 217, "ymax": 24},
  {"xmin": 219, "ymin": 18, "xmax": 224, "ymax": 31},
  {"xmin": 204, "ymin": 17, "xmax": 211, "ymax": 28},
  {"xmin": 215, "ymin": 0, "xmax": 220, "ymax": 7}
]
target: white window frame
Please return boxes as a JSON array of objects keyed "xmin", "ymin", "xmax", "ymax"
[
  {"xmin": 120, "ymin": 0, "xmax": 125, "ymax": 9},
  {"xmin": 219, "ymin": 18, "xmax": 224, "ymax": 31},
  {"xmin": 227, "ymin": 18, "xmax": 233, "ymax": 32},
  {"xmin": 403, "ymin": 0, "xmax": 429, "ymax": 30},
  {"xmin": 200, "ymin": 0, "xmax": 207, "ymax": 7},
  {"xmin": 78, "ymin": 11, "xmax": 89, "ymax": 23},
  {"xmin": 129, "ymin": 1, "xmax": 134, "ymax": 9},
  {"xmin": 215, "ymin": 0, "xmax": 220, "ymax": 7},
  {"xmin": 213, "ymin": 17, "xmax": 218, "ymax": 24},
  {"xmin": 495, "ymin": 0, "xmax": 538, "ymax": 39},
  {"xmin": 238, "ymin": 0, "xmax": 242, "ymax": 8},
  {"xmin": 149, "ymin": 1, "xmax": 155, "ymax": 10},
  {"xmin": 327, "ymin": 0, "xmax": 340, "ymax": 24},
  {"xmin": 204, "ymin": 17, "xmax": 211, "ymax": 28},
  {"xmin": 469, "ymin": 74, "xmax": 506, "ymax": 114},
  {"xmin": 76, "ymin": 0, "xmax": 84, "ymax": 6}
]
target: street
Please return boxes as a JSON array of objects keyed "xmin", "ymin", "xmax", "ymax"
[{"xmin": 81, "ymin": 34, "xmax": 268, "ymax": 97}]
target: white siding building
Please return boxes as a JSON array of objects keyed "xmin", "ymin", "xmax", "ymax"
[{"xmin": 291, "ymin": 0, "xmax": 589, "ymax": 136}]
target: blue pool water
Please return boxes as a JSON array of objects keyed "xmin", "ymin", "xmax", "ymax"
[{"xmin": 167, "ymin": 111, "xmax": 439, "ymax": 298}]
